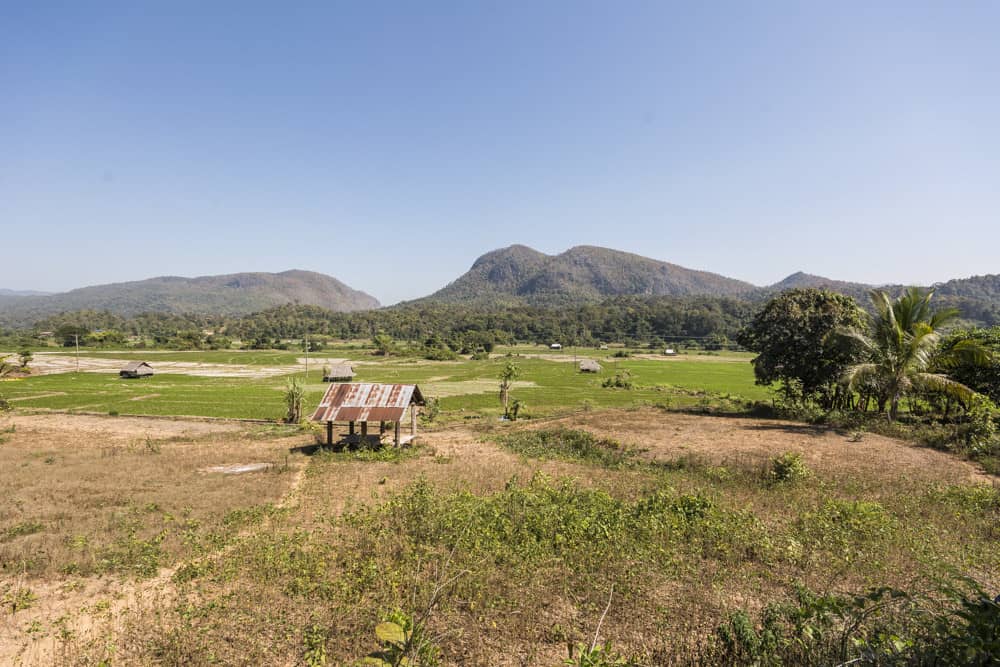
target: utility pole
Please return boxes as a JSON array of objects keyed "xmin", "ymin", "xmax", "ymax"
[
  {"xmin": 304, "ymin": 332, "xmax": 309, "ymax": 381},
  {"xmin": 74, "ymin": 334, "xmax": 80, "ymax": 373}
]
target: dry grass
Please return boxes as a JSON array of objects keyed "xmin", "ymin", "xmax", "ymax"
[
  {"xmin": 0, "ymin": 413, "xmax": 307, "ymax": 665},
  {"xmin": 2, "ymin": 409, "xmax": 997, "ymax": 666}
]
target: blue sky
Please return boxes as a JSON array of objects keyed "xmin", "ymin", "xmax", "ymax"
[{"xmin": 2, "ymin": 2, "xmax": 998, "ymax": 305}]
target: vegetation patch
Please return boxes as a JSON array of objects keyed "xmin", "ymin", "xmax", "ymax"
[{"xmin": 493, "ymin": 428, "xmax": 638, "ymax": 467}]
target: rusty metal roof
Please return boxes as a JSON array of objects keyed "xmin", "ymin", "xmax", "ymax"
[{"xmin": 310, "ymin": 383, "xmax": 425, "ymax": 423}]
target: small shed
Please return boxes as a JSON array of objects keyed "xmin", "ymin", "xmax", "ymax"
[
  {"xmin": 311, "ymin": 383, "xmax": 426, "ymax": 448},
  {"xmin": 664, "ymin": 348, "xmax": 677, "ymax": 356},
  {"xmin": 550, "ymin": 343, "xmax": 562, "ymax": 350},
  {"xmin": 579, "ymin": 359, "xmax": 602, "ymax": 373},
  {"xmin": 322, "ymin": 364, "xmax": 355, "ymax": 382},
  {"xmin": 120, "ymin": 361, "xmax": 154, "ymax": 379}
]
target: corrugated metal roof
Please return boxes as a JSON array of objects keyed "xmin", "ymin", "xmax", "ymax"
[{"xmin": 310, "ymin": 383, "xmax": 425, "ymax": 423}]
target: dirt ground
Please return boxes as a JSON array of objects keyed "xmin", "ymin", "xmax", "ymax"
[
  {"xmin": 540, "ymin": 409, "xmax": 995, "ymax": 485},
  {"xmin": 0, "ymin": 408, "xmax": 994, "ymax": 665},
  {"xmin": 0, "ymin": 413, "xmax": 306, "ymax": 666}
]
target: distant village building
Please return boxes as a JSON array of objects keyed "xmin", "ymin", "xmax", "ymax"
[
  {"xmin": 120, "ymin": 361, "xmax": 154, "ymax": 379},
  {"xmin": 322, "ymin": 364, "xmax": 355, "ymax": 382},
  {"xmin": 664, "ymin": 348, "xmax": 677, "ymax": 356},
  {"xmin": 550, "ymin": 343, "xmax": 562, "ymax": 350},
  {"xmin": 579, "ymin": 359, "xmax": 602, "ymax": 373}
]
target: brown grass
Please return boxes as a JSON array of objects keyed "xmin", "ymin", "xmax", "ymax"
[{"xmin": 1, "ymin": 408, "xmax": 997, "ymax": 666}]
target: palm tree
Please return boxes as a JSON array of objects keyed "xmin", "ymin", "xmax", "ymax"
[{"xmin": 839, "ymin": 288, "xmax": 986, "ymax": 422}]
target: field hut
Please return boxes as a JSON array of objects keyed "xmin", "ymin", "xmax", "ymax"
[
  {"xmin": 311, "ymin": 383, "xmax": 426, "ymax": 448},
  {"xmin": 322, "ymin": 364, "xmax": 355, "ymax": 382},
  {"xmin": 120, "ymin": 361, "xmax": 154, "ymax": 379},
  {"xmin": 550, "ymin": 343, "xmax": 562, "ymax": 350},
  {"xmin": 579, "ymin": 359, "xmax": 602, "ymax": 373},
  {"xmin": 664, "ymin": 348, "xmax": 677, "ymax": 356}
]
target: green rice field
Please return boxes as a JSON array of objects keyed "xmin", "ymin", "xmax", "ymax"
[{"xmin": 0, "ymin": 346, "xmax": 769, "ymax": 420}]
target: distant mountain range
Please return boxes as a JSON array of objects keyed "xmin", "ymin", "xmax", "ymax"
[
  {"xmin": 0, "ymin": 270, "xmax": 379, "ymax": 327},
  {"xmin": 1, "ymin": 246, "xmax": 999, "ymax": 328},
  {"xmin": 408, "ymin": 245, "xmax": 1000, "ymax": 321}
]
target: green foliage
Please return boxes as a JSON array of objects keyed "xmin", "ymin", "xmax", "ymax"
[
  {"xmin": 565, "ymin": 642, "xmax": 631, "ymax": 666},
  {"xmin": 940, "ymin": 325, "xmax": 1000, "ymax": 403},
  {"xmin": 284, "ymin": 377, "xmax": 305, "ymax": 424},
  {"xmin": 372, "ymin": 333, "xmax": 396, "ymax": 356},
  {"xmin": 737, "ymin": 288, "xmax": 866, "ymax": 408},
  {"xmin": 841, "ymin": 288, "xmax": 984, "ymax": 421},
  {"xmin": 17, "ymin": 349, "xmax": 32, "ymax": 369},
  {"xmin": 364, "ymin": 611, "xmax": 439, "ymax": 666},
  {"xmin": 709, "ymin": 581, "xmax": 1000, "ymax": 666},
  {"xmin": 499, "ymin": 361, "xmax": 520, "ymax": 418},
  {"xmin": 2, "ymin": 586, "xmax": 37, "ymax": 613},
  {"xmin": 602, "ymin": 369, "xmax": 633, "ymax": 389},
  {"xmin": 769, "ymin": 452, "xmax": 811, "ymax": 484},
  {"xmin": 494, "ymin": 429, "xmax": 635, "ymax": 467}
]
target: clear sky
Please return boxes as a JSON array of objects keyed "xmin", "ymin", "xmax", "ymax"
[{"xmin": 2, "ymin": 2, "xmax": 998, "ymax": 305}]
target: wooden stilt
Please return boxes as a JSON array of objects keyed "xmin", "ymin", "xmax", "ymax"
[
  {"xmin": 361, "ymin": 421, "xmax": 368, "ymax": 437},
  {"xmin": 349, "ymin": 421, "xmax": 356, "ymax": 435},
  {"xmin": 379, "ymin": 420, "xmax": 386, "ymax": 435},
  {"xmin": 394, "ymin": 420, "xmax": 401, "ymax": 447},
  {"xmin": 410, "ymin": 406, "xmax": 418, "ymax": 438},
  {"xmin": 326, "ymin": 421, "xmax": 333, "ymax": 446}
]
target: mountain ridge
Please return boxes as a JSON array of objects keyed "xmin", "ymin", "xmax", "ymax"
[{"xmin": 0, "ymin": 270, "xmax": 379, "ymax": 327}]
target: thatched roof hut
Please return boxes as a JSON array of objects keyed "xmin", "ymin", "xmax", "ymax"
[
  {"xmin": 322, "ymin": 364, "xmax": 355, "ymax": 382},
  {"xmin": 579, "ymin": 359, "xmax": 602, "ymax": 373},
  {"xmin": 120, "ymin": 361, "xmax": 153, "ymax": 378}
]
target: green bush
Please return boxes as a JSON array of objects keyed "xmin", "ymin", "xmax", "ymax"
[{"xmin": 769, "ymin": 452, "xmax": 811, "ymax": 484}]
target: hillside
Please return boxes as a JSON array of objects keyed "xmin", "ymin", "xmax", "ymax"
[
  {"xmin": 0, "ymin": 270, "xmax": 379, "ymax": 327},
  {"xmin": 417, "ymin": 245, "xmax": 758, "ymax": 306}
]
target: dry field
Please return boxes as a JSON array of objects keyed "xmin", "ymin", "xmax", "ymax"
[
  {"xmin": 0, "ymin": 409, "xmax": 996, "ymax": 665},
  {"xmin": 1, "ymin": 353, "xmax": 358, "ymax": 378}
]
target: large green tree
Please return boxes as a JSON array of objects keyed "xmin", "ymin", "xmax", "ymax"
[
  {"xmin": 737, "ymin": 289, "xmax": 867, "ymax": 408},
  {"xmin": 839, "ymin": 288, "xmax": 986, "ymax": 421}
]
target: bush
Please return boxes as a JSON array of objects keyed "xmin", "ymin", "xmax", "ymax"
[
  {"xmin": 602, "ymin": 370, "xmax": 634, "ymax": 390},
  {"xmin": 769, "ymin": 452, "xmax": 811, "ymax": 484}
]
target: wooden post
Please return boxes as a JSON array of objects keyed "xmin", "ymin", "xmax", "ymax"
[
  {"xmin": 326, "ymin": 421, "xmax": 333, "ymax": 446},
  {"xmin": 379, "ymin": 420, "xmax": 386, "ymax": 435},
  {"xmin": 349, "ymin": 421, "xmax": 356, "ymax": 435},
  {"xmin": 361, "ymin": 421, "xmax": 368, "ymax": 437},
  {"xmin": 394, "ymin": 420, "xmax": 401, "ymax": 447},
  {"xmin": 410, "ymin": 406, "xmax": 418, "ymax": 438}
]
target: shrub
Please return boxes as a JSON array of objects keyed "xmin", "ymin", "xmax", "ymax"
[
  {"xmin": 602, "ymin": 370, "xmax": 634, "ymax": 390},
  {"xmin": 769, "ymin": 452, "xmax": 811, "ymax": 484}
]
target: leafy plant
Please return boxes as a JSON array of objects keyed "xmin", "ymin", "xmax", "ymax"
[
  {"xmin": 769, "ymin": 452, "xmax": 811, "ymax": 484},
  {"xmin": 284, "ymin": 377, "xmax": 305, "ymax": 424}
]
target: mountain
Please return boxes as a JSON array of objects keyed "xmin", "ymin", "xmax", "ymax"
[
  {"xmin": 0, "ymin": 289, "xmax": 52, "ymax": 297},
  {"xmin": 418, "ymin": 245, "xmax": 758, "ymax": 306},
  {"xmin": 762, "ymin": 271, "xmax": 875, "ymax": 302},
  {"xmin": 0, "ymin": 270, "xmax": 379, "ymax": 327}
]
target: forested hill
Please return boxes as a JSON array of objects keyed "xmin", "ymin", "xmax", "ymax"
[
  {"xmin": 0, "ymin": 270, "xmax": 379, "ymax": 327},
  {"xmin": 412, "ymin": 245, "xmax": 759, "ymax": 306}
]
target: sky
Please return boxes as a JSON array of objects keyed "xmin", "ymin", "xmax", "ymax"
[{"xmin": 2, "ymin": 2, "xmax": 998, "ymax": 305}]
